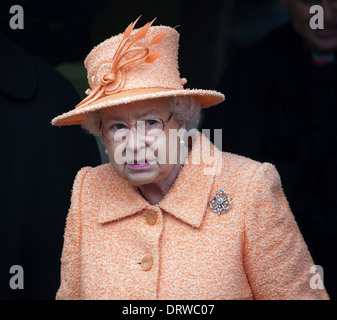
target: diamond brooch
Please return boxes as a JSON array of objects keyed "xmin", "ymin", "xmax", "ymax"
[{"xmin": 208, "ymin": 189, "xmax": 232, "ymax": 214}]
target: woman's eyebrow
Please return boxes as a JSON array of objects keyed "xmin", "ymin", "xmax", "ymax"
[
  {"xmin": 137, "ymin": 110, "xmax": 160, "ymax": 118},
  {"xmin": 103, "ymin": 109, "xmax": 161, "ymax": 123},
  {"xmin": 103, "ymin": 116, "xmax": 125, "ymax": 123}
]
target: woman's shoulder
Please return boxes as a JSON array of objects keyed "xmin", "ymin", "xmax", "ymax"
[
  {"xmin": 217, "ymin": 151, "xmax": 281, "ymax": 189},
  {"xmin": 73, "ymin": 163, "xmax": 120, "ymax": 186},
  {"xmin": 212, "ymin": 152, "xmax": 284, "ymax": 219},
  {"xmin": 220, "ymin": 151, "xmax": 262, "ymax": 176},
  {"xmin": 222, "ymin": 150, "xmax": 279, "ymax": 172}
]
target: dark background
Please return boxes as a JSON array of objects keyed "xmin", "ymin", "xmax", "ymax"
[
  {"xmin": 1, "ymin": 0, "xmax": 335, "ymax": 300},
  {"xmin": 0, "ymin": 0, "xmax": 288, "ymax": 94}
]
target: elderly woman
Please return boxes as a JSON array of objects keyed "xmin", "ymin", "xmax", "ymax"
[{"xmin": 52, "ymin": 18, "xmax": 329, "ymax": 300}]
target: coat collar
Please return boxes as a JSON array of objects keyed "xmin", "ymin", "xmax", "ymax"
[{"xmin": 98, "ymin": 132, "xmax": 223, "ymax": 228}]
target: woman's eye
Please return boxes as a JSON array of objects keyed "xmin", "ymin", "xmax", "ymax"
[
  {"xmin": 145, "ymin": 119, "xmax": 159, "ymax": 127},
  {"xmin": 111, "ymin": 123, "xmax": 127, "ymax": 131}
]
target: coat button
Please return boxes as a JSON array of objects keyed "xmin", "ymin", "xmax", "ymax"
[
  {"xmin": 141, "ymin": 255, "xmax": 153, "ymax": 271},
  {"xmin": 144, "ymin": 210, "xmax": 157, "ymax": 226}
]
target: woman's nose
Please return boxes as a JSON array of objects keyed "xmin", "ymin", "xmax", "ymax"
[{"xmin": 125, "ymin": 125, "xmax": 146, "ymax": 153}]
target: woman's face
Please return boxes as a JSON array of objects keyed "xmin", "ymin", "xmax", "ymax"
[
  {"xmin": 280, "ymin": 0, "xmax": 337, "ymax": 54},
  {"xmin": 101, "ymin": 98, "xmax": 183, "ymax": 187}
]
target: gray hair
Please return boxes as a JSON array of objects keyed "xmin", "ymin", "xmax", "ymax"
[{"xmin": 81, "ymin": 96, "xmax": 201, "ymax": 136}]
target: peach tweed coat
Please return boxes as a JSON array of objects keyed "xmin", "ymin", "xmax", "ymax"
[{"xmin": 56, "ymin": 133, "xmax": 329, "ymax": 300}]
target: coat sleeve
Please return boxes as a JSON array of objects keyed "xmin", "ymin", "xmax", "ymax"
[
  {"xmin": 243, "ymin": 163, "xmax": 329, "ymax": 300},
  {"xmin": 55, "ymin": 166, "xmax": 91, "ymax": 300}
]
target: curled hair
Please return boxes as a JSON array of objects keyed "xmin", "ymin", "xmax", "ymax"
[
  {"xmin": 82, "ymin": 109, "xmax": 101, "ymax": 137},
  {"xmin": 81, "ymin": 96, "xmax": 201, "ymax": 137},
  {"xmin": 169, "ymin": 96, "xmax": 201, "ymax": 131}
]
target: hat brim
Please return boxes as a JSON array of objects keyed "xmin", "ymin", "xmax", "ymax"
[{"xmin": 51, "ymin": 87, "xmax": 225, "ymax": 126}]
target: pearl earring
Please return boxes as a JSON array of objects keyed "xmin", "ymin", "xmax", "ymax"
[
  {"xmin": 180, "ymin": 139, "xmax": 185, "ymax": 145},
  {"xmin": 105, "ymin": 149, "xmax": 109, "ymax": 155}
]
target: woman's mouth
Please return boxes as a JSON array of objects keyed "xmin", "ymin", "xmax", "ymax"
[{"xmin": 126, "ymin": 161, "xmax": 151, "ymax": 170}]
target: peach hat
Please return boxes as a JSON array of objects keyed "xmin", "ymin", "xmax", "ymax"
[{"xmin": 51, "ymin": 18, "xmax": 225, "ymax": 126}]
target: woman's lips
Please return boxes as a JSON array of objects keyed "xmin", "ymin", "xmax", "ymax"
[{"xmin": 126, "ymin": 161, "xmax": 151, "ymax": 170}]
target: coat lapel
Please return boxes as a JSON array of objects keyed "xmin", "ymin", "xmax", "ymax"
[
  {"xmin": 159, "ymin": 132, "xmax": 223, "ymax": 227},
  {"xmin": 97, "ymin": 165, "xmax": 148, "ymax": 224}
]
